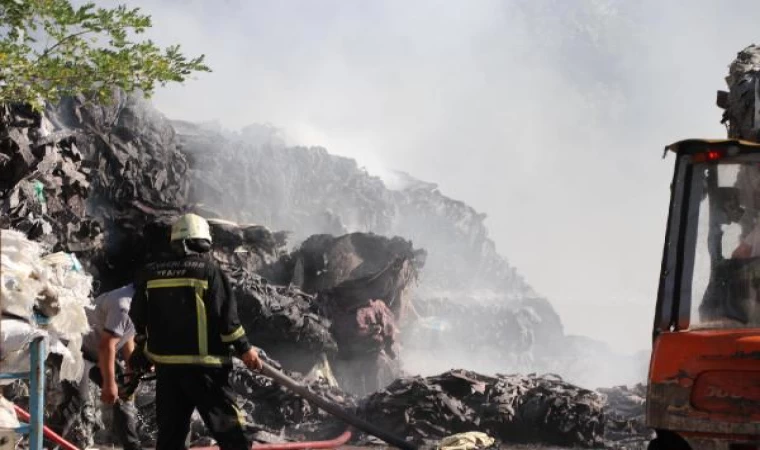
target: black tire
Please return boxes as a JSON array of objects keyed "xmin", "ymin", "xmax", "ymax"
[
  {"xmin": 647, "ymin": 437, "xmax": 664, "ymax": 450},
  {"xmin": 648, "ymin": 431, "xmax": 691, "ymax": 450}
]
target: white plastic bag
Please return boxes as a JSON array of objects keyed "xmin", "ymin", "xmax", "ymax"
[
  {"xmin": 42, "ymin": 252, "xmax": 92, "ymax": 340},
  {"xmin": 1, "ymin": 229, "xmax": 46, "ymax": 319},
  {"xmin": 59, "ymin": 334, "xmax": 85, "ymax": 382},
  {"xmin": 0, "ymin": 320, "xmax": 46, "ymax": 356},
  {"xmin": 1, "ymin": 231, "xmax": 92, "ymax": 383},
  {"xmin": 0, "ymin": 397, "xmax": 19, "ymax": 429}
]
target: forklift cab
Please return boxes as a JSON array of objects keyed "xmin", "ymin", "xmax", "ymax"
[{"xmin": 649, "ymin": 139, "xmax": 760, "ymax": 450}]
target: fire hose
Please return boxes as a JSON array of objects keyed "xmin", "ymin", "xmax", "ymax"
[
  {"xmin": 250, "ymin": 430, "xmax": 352, "ymax": 450},
  {"xmin": 258, "ymin": 361, "xmax": 417, "ymax": 450},
  {"xmin": 13, "ymin": 405, "xmax": 79, "ymax": 450},
  {"xmin": 192, "ymin": 429, "xmax": 353, "ymax": 450},
  {"xmin": 190, "ymin": 362, "xmax": 416, "ymax": 450}
]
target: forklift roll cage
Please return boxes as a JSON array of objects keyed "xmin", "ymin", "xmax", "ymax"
[{"xmin": 649, "ymin": 138, "xmax": 760, "ymax": 450}]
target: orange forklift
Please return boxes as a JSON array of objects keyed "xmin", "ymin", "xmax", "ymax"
[{"xmin": 648, "ymin": 139, "xmax": 760, "ymax": 450}]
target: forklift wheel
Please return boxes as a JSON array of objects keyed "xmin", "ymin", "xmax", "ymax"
[{"xmin": 648, "ymin": 431, "xmax": 691, "ymax": 450}]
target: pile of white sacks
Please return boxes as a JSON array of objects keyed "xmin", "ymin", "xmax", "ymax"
[{"xmin": 1, "ymin": 229, "xmax": 93, "ymax": 384}]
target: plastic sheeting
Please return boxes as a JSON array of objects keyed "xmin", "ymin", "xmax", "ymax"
[
  {"xmin": 0, "ymin": 320, "xmax": 49, "ymax": 382},
  {"xmin": 0, "ymin": 397, "xmax": 19, "ymax": 429},
  {"xmin": 0, "ymin": 229, "xmax": 93, "ymax": 382},
  {"xmin": 41, "ymin": 252, "xmax": 92, "ymax": 381},
  {"xmin": 1, "ymin": 230, "xmax": 46, "ymax": 319}
]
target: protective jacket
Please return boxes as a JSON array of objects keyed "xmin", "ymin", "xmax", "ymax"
[{"xmin": 129, "ymin": 253, "xmax": 251, "ymax": 367}]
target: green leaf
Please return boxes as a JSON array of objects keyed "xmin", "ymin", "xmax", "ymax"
[{"xmin": 0, "ymin": 0, "xmax": 212, "ymax": 107}]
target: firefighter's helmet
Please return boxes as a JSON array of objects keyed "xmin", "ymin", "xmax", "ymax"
[{"xmin": 170, "ymin": 213, "xmax": 212, "ymax": 243}]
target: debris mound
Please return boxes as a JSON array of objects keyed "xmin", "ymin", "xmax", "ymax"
[
  {"xmin": 206, "ymin": 218, "xmax": 288, "ymax": 276},
  {"xmin": 286, "ymin": 233, "xmax": 424, "ymax": 319},
  {"xmin": 174, "ymin": 120, "xmax": 534, "ymax": 300},
  {"xmin": 0, "ymin": 93, "xmax": 652, "ymax": 449},
  {"xmin": 0, "ymin": 92, "xmax": 190, "ymax": 291},
  {"xmin": 359, "ymin": 370, "xmax": 605, "ymax": 448},
  {"xmin": 233, "ymin": 273, "xmax": 337, "ymax": 374},
  {"xmin": 229, "ymin": 358, "xmax": 354, "ymax": 438},
  {"xmin": 598, "ymin": 384, "xmax": 650, "ymax": 444},
  {"xmin": 283, "ymin": 232, "xmax": 424, "ymax": 394}
]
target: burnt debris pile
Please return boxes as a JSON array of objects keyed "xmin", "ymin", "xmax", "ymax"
[
  {"xmin": 0, "ymin": 92, "xmax": 190, "ymax": 291},
  {"xmin": 126, "ymin": 367, "xmax": 649, "ymax": 449},
  {"xmin": 360, "ymin": 370, "xmax": 606, "ymax": 448},
  {"xmin": 1, "ymin": 94, "xmax": 650, "ymax": 448},
  {"xmin": 598, "ymin": 384, "xmax": 650, "ymax": 444},
  {"xmin": 279, "ymin": 232, "xmax": 424, "ymax": 392},
  {"xmin": 231, "ymin": 272, "xmax": 338, "ymax": 373},
  {"xmin": 172, "ymin": 119, "xmax": 533, "ymax": 299},
  {"xmin": 170, "ymin": 117, "xmax": 655, "ymax": 395}
]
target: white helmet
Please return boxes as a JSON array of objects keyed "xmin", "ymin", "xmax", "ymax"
[{"xmin": 170, "ymin": 213, "xmax": 212, "ymax": 243}]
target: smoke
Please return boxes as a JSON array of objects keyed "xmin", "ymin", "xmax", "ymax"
[{"xmin": 86, "ymin": 0, "xmax": 760, "ymax": 356}]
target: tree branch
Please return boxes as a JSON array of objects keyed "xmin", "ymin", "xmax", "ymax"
[{"xmin": 35, "ymin": 29, "xmax": 93, "ymax": 62}]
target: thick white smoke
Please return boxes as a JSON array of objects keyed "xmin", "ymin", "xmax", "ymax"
[{"xmin": 86, "ymin": 0, "xmax": 760, "ymax": 361}]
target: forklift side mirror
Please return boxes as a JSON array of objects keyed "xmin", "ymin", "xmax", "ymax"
[{"xmin": 717, "ymin": 90, "xmax": 729, "ymax": 109}]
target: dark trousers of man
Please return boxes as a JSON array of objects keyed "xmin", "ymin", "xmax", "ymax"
[
  {"xmin": 155, "ymin": 364, "xmax": 249, "ymax": 450},
  {"xmin": 87, "ymin": 363, "xmax": 142, "ymax": 450},
  {"xmin": 49, "ymin": 357, "xmax": 141, "ymax": 450}
]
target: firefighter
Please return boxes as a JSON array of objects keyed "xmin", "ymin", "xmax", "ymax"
[{"xmin": 129, "ymin": 213, "xmax": 262, "ymax": 450}]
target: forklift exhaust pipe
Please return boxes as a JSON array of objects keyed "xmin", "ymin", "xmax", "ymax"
[{"xmin": 259, "ymin": 361, "xmax": 417, "ymax": 450}]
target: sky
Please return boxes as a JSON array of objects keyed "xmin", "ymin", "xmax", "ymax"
[{"xmin": 92, "ymin": 0, "xmax": 760, "ymax": 353}]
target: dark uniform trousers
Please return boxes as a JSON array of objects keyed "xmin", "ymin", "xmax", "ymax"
[{"xmin": 155, "ymin": 364, "xmax": 248, "ymax": 450}]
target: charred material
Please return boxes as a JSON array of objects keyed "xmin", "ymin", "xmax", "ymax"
[
  {"xmin": 233, "ymin": 273, "xmax": 337, "ymax": 374},
  {"xmin": 0, "ymin": 93, "xmax": 190, "ymax": 293},
  {"xmin": 598, "ymin": 384, "xmax": 650, "ymax": 443},
  {"xmin": 173, "ymin": 120, "xmax": 534, "ymax": 300},
  {"xmin": 359, "ymin": 370, "xmax": 605, "ymax": 448},
  {"xmin": 283, "ymin": 233, "xmax": 424, "ymax": 394},
  {"xmin": 207, "ymin": 218, "xmax": 289, "ymax": 276},
  {"xmin": 289, "ymin": 233, "xmax": 423, "ymax": 312}
]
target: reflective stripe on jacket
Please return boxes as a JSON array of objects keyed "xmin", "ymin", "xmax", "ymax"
[{"xmin": 129, "ymin": 254, "xmax": 251, "ymax": 367}]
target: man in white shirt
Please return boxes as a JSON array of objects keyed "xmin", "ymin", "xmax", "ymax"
[{"xmin": 52, "ymin": 284, "xmax": 142, "ymax": 450}]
